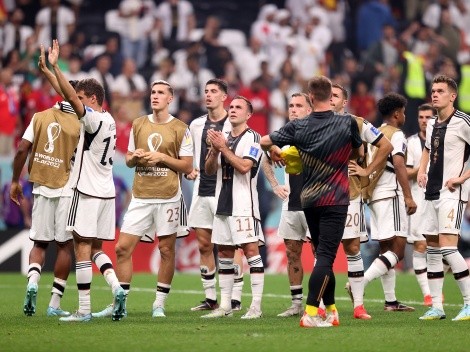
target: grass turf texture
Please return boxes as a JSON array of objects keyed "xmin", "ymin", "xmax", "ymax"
[{"xmin": 0, "ymin": 272, "xmax": 468, "ymax": 352}]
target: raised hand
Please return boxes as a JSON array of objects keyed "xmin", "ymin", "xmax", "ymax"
[
  {"xmin": 38, "ymin": 44, "xmax": 47, "ymax": 72},
  {"xmin": 47, "ymin": 39, "xmax": 60, "ymax": 66}
]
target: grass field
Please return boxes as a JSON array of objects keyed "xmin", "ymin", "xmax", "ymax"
[{"xmin": 0, "ymin": 272, "xmax": 468, "ymax": 352}]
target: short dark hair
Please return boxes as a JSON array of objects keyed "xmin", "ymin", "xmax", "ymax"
[
  {"xmin": 151, "ymin": 79, "xmax": 174, "ymax": 96},
  {"xmin": 332, "ymin": 83, "xmax": 348, "ymax": 100},
  {"xmin": 75, "ymin": 78, "xmax": 105, "ymax": 106},
  {"xmin": 418, "ymin": 103, "xmax": 435, "ymax": 114},
  {"xmin": 206, "ymin": 78, "xmax": 228, "ymax": 94},
  {"xmin": 291, "ymin": 92, "xmax": 312, "ymax": 108},
  {"xmin": 432, "ymin": 74, "xmax": 458, "ymax": 93},
  {"xmin": 307, "ymin": 76, "xmax": 332, "ymax": 102},
  {"xmin": 377, "ymin": 93, "xmax": 407, "ymax": 118},
  {"xmin": 232, "ymin": 95, "xmax": 253, "ymax": 114}
]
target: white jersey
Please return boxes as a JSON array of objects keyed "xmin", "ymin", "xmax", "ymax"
[
  {"xmin": 425, "ymin": 110, "xmax": 470, "ymax": 201},
  {"xmin": 369, "ymin": 127, "xmax": 407, "ymax": 201},
  {"xmin": 189, "ymin": 113, "xmax": 231, "ymax": 197},
  {"xmin": 216, "ymin": 129, "xmax": 263, "ymax": 218},
  {"xmin": 406, "ymin": 133, "xmax": 426, "ymax": 204},
  {"xmin": 72, "ymin": 106, "xmax": 116, "ymax": 199}
]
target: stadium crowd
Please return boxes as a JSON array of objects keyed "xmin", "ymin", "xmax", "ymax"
[{"xmin": 1, "ymin": 0, "xmax": 470, "ymax": 157}]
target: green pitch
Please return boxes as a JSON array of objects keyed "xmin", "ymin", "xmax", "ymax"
[{"xmin": 0, "ymin": 272, "xmax": 468, "ymax": 352}]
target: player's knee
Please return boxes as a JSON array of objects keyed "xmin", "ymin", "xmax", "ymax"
[
  {"xmin": 115, "ymin": 242, "xmax": 132, "ymax": 259},
  {"xmin": 344, "ymin": 243, "xmax": 360, "ymax": 256},
  {"xmin": 198, "ymin": 239, "xmax": 213, "ymax": 255},
  {"xmin": 158, "ymin": 245, "xmax": 175, "ymax": 261}
]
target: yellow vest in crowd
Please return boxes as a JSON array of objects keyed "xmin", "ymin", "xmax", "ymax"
[{"xmin": 403, "ymin": 51, "xmax": 426, "ymax": 99}]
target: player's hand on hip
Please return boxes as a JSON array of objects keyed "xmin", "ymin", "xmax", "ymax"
[
  {"xmin": 445, "ymin": 176, "xmax": 467, "ymax": 192},
  {"xmin": 348, "ymin": 161, "xmax": 367, "ymax": 177},
  {"xmin": 404, "ymin": 197, "xmax": 417, "ymax": 215}
]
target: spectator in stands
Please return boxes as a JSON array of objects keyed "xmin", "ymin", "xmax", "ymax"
[
  {"xmin": 176, "ymin": 53, "xmax": 214, "ymax": 120},
  {"xmin": 35, "ymin": 0, "xmax": 75, "ymax": 47},
  {"xmin": 349, "ymin": 80, "xmax": 377, "ymax": 124},
  {"xmin": 22, "ymin": 77, "xmax": 62, "ymax": 128},
  {"xmin": 0, "ymin": 8, "xmax": 34, "ymax": 59},
  {"xmin": 155, "ymin": 0, "xmax": 195, "ymax": 54},
  {"xmin": 422, "ymin": 0, "xmax": 464, "ymax": 30},
  {"xmin": 238, "ymin": 77, "xmax": 270, "ymax": 135},
  {"xmin": 112, "ymin": 58, "xmax": 147, "ymax": 117},
  {"xmin": 64, "ymin": 54, "xmax": 87, "ymax": 82},
  {"xmin": 0, "ymin": 68, "xmax": 19, "ymax": 156},
  {"xmin": 200, "ymin": 16, "xmax": 233, "ymax": 78},
  {"xmin": 88, "ymin": 54, "xmax": 115, "ymax": 109},
  {"xmin": 234, "ymin": 36, "xmax": 267, "ymax": 87},
  {"xmin": 114, "ymin": 104, "xmax": 133, "ymax": 156},
  {"xmin": 355, "ymin": 0, "xmax": 396, "ymax": 53},
  {"xmin": 83, "ymin": 34, "xmax": 124, "ymax": 77},
  {"xmin": 362, "ymin": 24, "xmax": 399, "ymax": 88},
  {"xmin": 118, "ymin": 0, "xmax": 154, "ymax": 69}
]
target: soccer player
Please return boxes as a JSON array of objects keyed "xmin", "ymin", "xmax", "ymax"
[
  {"xmin": 187, "ymin": 79, "xmax": 245, "ymax": 312},
  {"xmin": 261, "ymin": 76, "xmax": 363, "ymax": 328},
  {"xmin": 418, "ymin": 75, "xmax": 470, "ymax": 321},
  {"xmin": 10, "ymin": 46, "xmax": 80, "ymax": 318},
  {"xmin": 354, "ymin": 93, "xmax": 417, "ymax": 312},
  {"xmin": 43, "ymin": 40, "xmax": 125, "ymax": 322},
  {"xmin": 109, "ymin": 80, "xmax": 193, "ymax": 318},
  {"xmin": 331, "ymin": 84, "xmax": 393, "ymax": 320},
  {"xmin": 406, "ymin": 104, "xmax": 434, "ymax": 307},
  {"xmin": 261, "ymin": 92, "xmax": 313, "ymax": 318},
  {"xmin": 201, "ymin": 96, "xmax": 265, "ymax": 319}
]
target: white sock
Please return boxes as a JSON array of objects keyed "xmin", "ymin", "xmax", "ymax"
[
  {"xmin": 247, "ymin": 255, "xmax": 264, "ymax": 310},
  {"xmin": 426, "ymin": 246, "xmax": 444, "ymax": 310},
  {"xmin": 442, "ymin": 246, "xmax": 470, "ymax": 305},
  {"xmin": 154, "ymin": 282, "xmax": 171, "ymax": 309},
  {"xmin": 290, "ymin": 285, "xmax": 303, "ymax": 306},
  {"xmin": 27, "ymin": 263, "xmax": 41, "ymax": 285},
  {"xmin": 92, "ymin": 251, "xmax": 121, "ymax": 294},
  {"xmin": 347, "ymin": 253, "xmax": 365, "ymax": 307},
  {"xmin": 218, "ymin": 258, "xmax": 234, "ymax": 311},
  {"xmin": 381, "ymin": 268, "xmax": 397, "ymax": 303},
  {"xmin": 200, "ymin": 266, "xmax": 217, "ymax": 302},
  {"xmin": 76, "ymin": 261, "xmax": 92, "ymax": 315},
  {"xmin": 413, "ymin": 250, "xmax": 430, "ymax": 296},
  {"xmin": 364, "ymin": 251, "xmax": 398, "ymax": 286},
  {"xmin": 232, "ymin": 263, "xmax": 244, "ymax": 303},
  {"xmin": 49, "ymin": 277, "xmax": 67, "ymax": 309}
]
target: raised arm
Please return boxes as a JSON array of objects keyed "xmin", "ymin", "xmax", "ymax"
[
  {"xmin": 48, "ymin": 40, "xmax": 84, "ymax": 117},
  {"xmin": 38, "ymin": 44, "xmax": 64, "ymax": 99}
]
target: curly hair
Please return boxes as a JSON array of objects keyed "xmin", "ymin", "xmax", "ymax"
[{"xmin": 377, "ymin": 93, "xmax": 407, "ymax": 118}]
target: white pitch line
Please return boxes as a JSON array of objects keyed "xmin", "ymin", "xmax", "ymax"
[{"xmin": 0, "ymin": 284, "xmax": 462, "ymax": 307}]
